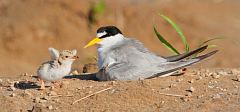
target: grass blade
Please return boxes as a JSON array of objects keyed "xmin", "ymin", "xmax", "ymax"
[
  {"xmin": 192, "ymin": 37, "xmax": 222, "ymax": 57},
  {"xmin": 154, "ymin": 27, "xmax": 180, "ymax": 55},
  {"xmin": 159, "ymin": 14, "xmax": 190, "ymax": 52},
  {"xmin": 198, "ymin": 37, "xmax": 224, "ymax": 48}
]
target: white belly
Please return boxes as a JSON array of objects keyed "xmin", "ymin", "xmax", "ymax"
[{"xmin": 38, "ymin": 64, "xmax": 71, "ymax": 81}]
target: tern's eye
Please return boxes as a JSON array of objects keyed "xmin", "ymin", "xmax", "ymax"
[{"xmin": 65, "ymin": 56, "xmax": 69, "ymax": 58}]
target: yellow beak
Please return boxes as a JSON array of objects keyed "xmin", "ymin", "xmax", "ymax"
[{"xmin": 84, "ymin": 37, "xmax": 102, "ymax": 48}]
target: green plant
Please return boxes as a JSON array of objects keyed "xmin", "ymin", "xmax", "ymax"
[
  {"xmin": 154, "ymin": 14, "xmax": 220, "ymax": 56},
  {"xmin": 88, "ymin": 0, "xmax": 106, "ymax": 26}
]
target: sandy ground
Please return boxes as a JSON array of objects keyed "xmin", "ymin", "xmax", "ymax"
[
  {"xmin": 0, "ymin": 0, "xmax": 240, "ymax": 112},
  {"xmin": 0, "ymin": 68, "xmax": 240, "ymax": 112}
]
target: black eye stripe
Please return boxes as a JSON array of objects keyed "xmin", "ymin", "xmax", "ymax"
[
  {"xmin": 99, "ymin": 33, "xmax": 111, "ymax": 39},
  {"xmin": 97, "ymin": 26, "xmax": 122, "ymax": 38}
]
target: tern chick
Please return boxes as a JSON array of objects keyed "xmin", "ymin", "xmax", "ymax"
[{"xmin": 37, "ymin": 48, "xmax": 78, "ymax": 89}]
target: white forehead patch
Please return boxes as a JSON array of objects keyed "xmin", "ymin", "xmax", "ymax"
[{"xmin": 97, "ymin": 31, "xmax": 107, "ymax": 38}]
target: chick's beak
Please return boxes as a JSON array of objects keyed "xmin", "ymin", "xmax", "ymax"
[
  {"xmin": 72, "ymin": 56, "xmax": 79, "ymax": 59},
  {"xmin": 84, "ymin": 37, "xmax": 102, "ymax": 48}
]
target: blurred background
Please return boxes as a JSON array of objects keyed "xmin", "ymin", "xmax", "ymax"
[{"xmin": 0, "ymin": 0, "xmax": 239, "ymax": 76}]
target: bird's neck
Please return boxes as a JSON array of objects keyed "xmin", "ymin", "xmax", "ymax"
[{"xmin": 57, "ymin": 59, "xmax": 73, "ymax": 68}]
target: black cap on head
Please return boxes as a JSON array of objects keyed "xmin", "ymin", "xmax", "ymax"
[{"xmin": 97, "ymin": 26, "xmax": 122, "ymax": 38}]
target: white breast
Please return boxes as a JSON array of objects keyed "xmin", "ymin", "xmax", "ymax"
[
  {"xmin": 97, "ymin": 47, "xmax": 116, "ymax": 69},
  {"xmin": 37, "ymin": 61, "xmax": 72, "ymax": 81},
  {"xmin": 97, "ymin": 34, "xmax": 125, "ymax": 69}
]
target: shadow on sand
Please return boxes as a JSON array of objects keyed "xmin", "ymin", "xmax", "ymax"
[
  {"xmin": 64, "ymin": 73, "xmax": 99, "ymax": 81},
  {"xmin": 14, "ymin": 81, "xmax": 40, "ymax": 90}
]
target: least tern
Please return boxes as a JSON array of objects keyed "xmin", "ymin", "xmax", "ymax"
[
  {"xmin": 84, "ymin": 26, "xmax": 218, "ymax": 81},
  {"xmin": 37, "ymin": 47, "xmax": 79, "ymax": 89}
]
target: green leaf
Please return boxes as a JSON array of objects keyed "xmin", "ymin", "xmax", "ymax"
[
  {"xmin": 159, "ymin": 14, "xmax": 190, "ymax": 52},
  {"xmin": 154, "ymin": 27, "xmax": 180, "ymax": 55}
]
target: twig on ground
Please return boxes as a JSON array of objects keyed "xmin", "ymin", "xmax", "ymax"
[
  {"xmin": 72, "ymin": 87, "xmax": 113, "ymax": 105},
  {"xmin": 159, "ymin": 92, "xmax": 185, "ymax": 97},
  {"xmin": 50, "ymin": 95, "xmax": 74, "ymax": 98}
]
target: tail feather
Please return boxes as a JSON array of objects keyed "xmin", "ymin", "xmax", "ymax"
[
  {"xmin": 165, "ymin": 45, "xmax": 208, "ymax": 62},
  {"xmin": 146, "ymin": 50, "xmax": 218, "ymax": 79}
]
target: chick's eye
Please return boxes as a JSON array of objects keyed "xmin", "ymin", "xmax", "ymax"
[{"xmin": 65, "ymin": 56, "xmax": 69, "ymax": 58}]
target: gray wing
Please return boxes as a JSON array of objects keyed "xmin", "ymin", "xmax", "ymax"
[
  {"xmin": 104, "ymin": 50, "xmax": 218, "ymax": 81},
  {"xmin": 98, "ymin": 38, "xmax": 218, "ymax": 81},
  {"xmin": 146, "ymin": 50, "xmax": 218, "ymax": 79},
  {"xmin": 110, "ymin": 38, "xmax": 167, "ymax": 66},
  {"xmin": 165, "ymin": 45, "xmax": 208, "ymax": 62}
]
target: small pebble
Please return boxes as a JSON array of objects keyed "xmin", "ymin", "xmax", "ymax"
[
  {"xmin": 212, "ymin": 94, "xmax": 221, "ymax": 99},
  {"xmin": 197, "ymin": 95, "xmax": 204, "ymax": 99},
  {"xmin": 188, "ymin": 79, "xmax": 194, "ymax": 83},
  {"xmin": 10, "ymin": 93, "xmax": 16, "ymax": 97},
  {"xmin": 212, "ymin": 73, "xmax": 220, "ymax": 79},
  {"xmin": 196, "ymin": 76, "xmax": 203, "ymax": 80},
  {"xmin": 109, "ymin": 81, "xmax": 117, "ymax": 85},
  {"xmin": 220, "ymin": 88, "xmax": 227, "ymax": 91},
  {"xmin": 205, "ymin": 73, "xmax": 212, "ymax": 77},
  {"xmin": 87, "ymin": 85, "xmax": 93, "ymax": 88},
  {"xmin": 48, "ymin": 105, "xmax": 53, "ymax": 110},
  {"xmin": 237, "ymin": 75, "xmax": 240, "ymax": 82},
  {"xmin": 49, "ymin": 91, "xmax": 57, "ymax": 96},
  {"xmin": 217, "ymin": 71, "xmax": 227, "ymax": 75},
  {"xmin": 169, "ymin": 83, "xmax": 176, "ymax": 88},
  {"xmin": 196, "ymin": 71, "xmax": 201, "ymax": 75},
  {"xmin": 186, "ymin": 92, "xmax": 192, "ymax": 96},
  {"xmin": 227, "ymin": 70, "xmax": 233, "ymax": 74},
  {"xmin": 161, "ymin": 101, "xmax": 165, "ymax": 104},
  {"xmin": 53, "ymin": 99, "xmax": 60, "ymax": 102},
  {"xmin": 181, "ymin": 97, "xmax": 189, "ymax": 102},
  {"xmin": 31, "ymin": 104, "xmax": 43, "ymax": 112},
  {"xmin": 189, "ymin": 87, "xmax": 195, "ymax": 92},
  {"xmin": 22, "ymin": 73, "xmax": 28, "ymax": 76},
  {"xmin": 88, "ymin": 91, "xmax": 93, "ymax": 94},
  {"xmin": 176, "ymin": 78, "xmax": 183, "ymax": 82},
  {"xmin": 232, "ymin": 69, "xmax": 240, "ymax": 75},
  {"xmin": 234, "ymin": 85, "xmax": 238, "ymax": 88},
  {"xmin": 39, "ymin": 99, "xmax": 47, "ymax": 103},
  {"xmin": 110, "ymin": 89, "xmax": 116, "ymax": 94},
  {"xmin": 35, "ymin": 97, "xmax": 41, "ymax": 103},
  {"xmin": 9, "ymin": 85, "xmax": 16, "ymax": 91},
  {"xmin": 43, "ymin": 96, "xmax": 50, "ymax": 100},
  {"xmin": 208, "ymin": 85, "xmax": 214, "ymax": 89}
]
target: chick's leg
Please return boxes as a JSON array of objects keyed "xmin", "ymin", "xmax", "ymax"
[{"xmin": 40, "ymin": 79, "xmax": 46, "ymax": 90}]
